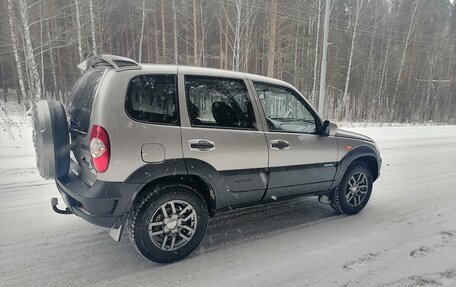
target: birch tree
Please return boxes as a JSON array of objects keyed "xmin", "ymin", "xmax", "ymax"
[
  {"xmin": 138, "ymin": 0, "xmax": 146, "ymax": 62},
  {"xmin": 391, "ymin": 0, "xmax": 420, "ymax": 117},
  {"xmin": 311, "ymin": 0, "xmax": 321, "ymax": 104},
  {"xmin": 267, "ymin": 0, "xmax": 277, "ymax": 77},
  {"xmin": 18, "ymin": 0, "xmax": 41, "ymax": 105},
  {"xmin": 39, "ymin": 2, "xmax": 45, "ymax": 98},
  {"xmin": 172, "ymin": 0, "xmax": 178, "ymax": 64},
  {"xmin": 89, "ymin": 0, "xmax": 97, "ymax": 55},
  {"xmin": 161, "ymin": 0, "xmax": 167, "ymax": 62},
  {"xmin": 339, "ymin": 0, "xmax": 364, "ymax": 120},
  {"xmin": 192, "ymin": 0, "xmax": 199, "ymax": 65},
  {"xmin": 0, "ymin": 0, "xmax": 455, "ymax": 124},
  {"xmin": 6, "ymin": 0, "xmax": 27, "ymax": 106},
  {"xmin": 222, "ymin": 0, "xmax": 257, "ymax": 71},
  {"xmin": 46, "ymin": 21, "xmax": 58, "ymax": 101},
  {"xmin": 74, "ymin": 0, "xmax": 83, "ymax": 62}
]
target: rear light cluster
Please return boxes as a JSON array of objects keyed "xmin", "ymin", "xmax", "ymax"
[{"xmin": 89, "ymin": 125, "xmax": 110, "ymax": 173}]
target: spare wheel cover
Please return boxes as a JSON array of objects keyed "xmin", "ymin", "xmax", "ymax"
[{"xmin": 34, "ymin": 100, "xmax": 70, "ymax": 179}]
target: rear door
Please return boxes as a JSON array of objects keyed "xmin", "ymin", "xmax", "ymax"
[
  {"xmin": 251, "ymin": 81, "xmax": 338, "ymax": 199},
  {"xmin": 67, "ymin": 68, "xmax": 106, "ymax": 186},
  {"xmin": 179, "ymin": 72, "xmax": 269, "ymax": 208}
]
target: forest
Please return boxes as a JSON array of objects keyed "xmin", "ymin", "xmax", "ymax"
[{"xmin": 0, "ymin": 0, "xmax": 455, "ymax": 123}]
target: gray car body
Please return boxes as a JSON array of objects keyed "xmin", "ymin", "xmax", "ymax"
[{"xmin": 59, "ymin": 55, "xmax": 381, "ymax": 231}]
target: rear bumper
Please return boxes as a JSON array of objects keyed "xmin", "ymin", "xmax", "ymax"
[{"xmin": 55, "ymin": 170, "xmax": 140, "ymax": 228}]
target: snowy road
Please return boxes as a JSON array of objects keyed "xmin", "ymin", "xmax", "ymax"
[{"xmin": 1, "ymin": 126, "xmax": 456, "ymax": 287}]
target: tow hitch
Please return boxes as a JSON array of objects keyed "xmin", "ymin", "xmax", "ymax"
[{"xmin": 51, "ymin": 197, "xmax": 73, "ymax": 215}]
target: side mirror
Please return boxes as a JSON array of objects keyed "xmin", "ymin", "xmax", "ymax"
[
  {"xmin": 322, "ymin": 120, "xmax": 338, "ymax": 136},
  {"xmin": 322, "ymin": 120, "xmax": 331, "ymax": 136}
]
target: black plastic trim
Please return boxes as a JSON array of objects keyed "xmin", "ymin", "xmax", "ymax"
[
  {"xmin": 56, "ymin": 169, "xmax": 140, "ymax": 228},
  {"xmin": 329, "ymin": 144, "xmax": 381, "ymax": 190},
  {"xmin": 55, "ymin": 150, "xmax": 379, "ymax": 229},
  {"xmin": 184, "ymin": 158, "xmax": 267, "ymax": 209}
]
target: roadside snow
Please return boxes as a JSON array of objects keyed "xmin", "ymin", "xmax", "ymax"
[{"xmin": 0, "ymin": 102, "xmax": 36, "ymax": 185}]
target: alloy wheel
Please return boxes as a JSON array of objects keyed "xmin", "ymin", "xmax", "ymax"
[
  {"xmin": 148, "ymin": 200, "xmax": 198, "ymax": 251},
  {"xmin": 345, "ymin": 172, "xmax": 369, "ymax": 207}
]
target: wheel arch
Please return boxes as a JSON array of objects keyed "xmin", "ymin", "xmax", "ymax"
[
  {"xmin": 127, "ymin": 174, "xmax": 217, "ymax": 217},
  {"xmin": 331, "ymin": 145, "xmax": 380, "ymax": 189}
]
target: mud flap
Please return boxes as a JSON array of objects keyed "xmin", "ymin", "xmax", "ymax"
[{"xmin": 109, "ymin": 213, "xmax": 128, "ymax": 242}]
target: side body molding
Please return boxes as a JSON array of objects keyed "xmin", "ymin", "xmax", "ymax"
[
  {"xmin": 122, "ymin": 158, "xmax": 266, "ymax": 213},
  {"xmin": 184, "ymin": 158, "xmax": 266, "ymax": 209}
]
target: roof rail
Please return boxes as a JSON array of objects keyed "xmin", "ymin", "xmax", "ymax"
[{"xmin": 78, "ymin": 54, "xmax": 141, "ymax": 72}]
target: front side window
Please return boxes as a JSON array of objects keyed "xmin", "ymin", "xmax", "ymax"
[
  {"xmin": 185, "ymin": 76, "xmax": 256, "ymax": 129},
  {"xmin": 125, "ymin": 74, "xmax": 178, "ymax": 125},
  {"xmin": 254, "ymin": 82, "xmax": 317, "ymax": 134}
]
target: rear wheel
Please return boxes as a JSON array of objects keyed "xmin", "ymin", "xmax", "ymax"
[
  {"xmin": 331, "ymin": 162, "xmax": 373, "ymax": 215},
  {"xmin": 128, "ymin": 184, "xmax": 208, "ymax": 263}
]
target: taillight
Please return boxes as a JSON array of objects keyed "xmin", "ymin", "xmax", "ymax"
[{"xmin": 89, "ymin": 125, "xmax": 110, "ymax": 173}]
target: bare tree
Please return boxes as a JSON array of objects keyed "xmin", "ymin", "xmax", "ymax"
[
  {"xmin": 267, "ymin": 0, "xmax": 277, "ymax": 77},
  {"xmin": 0, "ymin": 0, "xmax": 455, "ymax": 124},
  {"xmin": 89, "ymin": 0, "xmax": 97, "ymax": 55},
  {"xmin": 311, "ymin": 0, "xmax": 322, "ymax": 104},
  {"xmin": 172, "ymin": 0, "xmax": 178, "ymax": 64},
  {"xmin": 18, "ymin": 0, "xmax": 41, "ymax": 106},
  {"xmin": 46, "ymin": 21, "xmax": 58, "ymax": 101},
  {"xmin": 161, "ymin": 0, "xmax": 167, "ymax": 62},
  {"xmin": 74, "ymin": 0, "xmax": 83, "ymax": 62},
  {"xmin": 192, "ymin": 0, "xmax": 199, "ymax": 65},
  {"xmin": 6, "ymin": 0, "xmax": 27, "ymax": 105},
  {"xmin": 339, "ymin": 0, "xmax": 364, "ymax": 120},
  {"xmin": 392, "ymin": 0, "xmax": 420, "ymax": 117},
  {"xmin": 138, "ymin": 0, "xmax": 146, "ymax": 62}
]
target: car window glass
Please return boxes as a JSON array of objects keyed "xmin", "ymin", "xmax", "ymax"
[
  {"xmin": 68, "ymin": 68, "xmax": 105, "ymax": 133},
  {"xmin": 254, "ymin": 82, "xmax": 317, "ymax": 134},
  {"xmin": 185, "ymin": 76, "xmax": 256, "ymax": 129},
  {"xmin": 125, "ymin": 74, "xmax": 178, "ymax": 125}
]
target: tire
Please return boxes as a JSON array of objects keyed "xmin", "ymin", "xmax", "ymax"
[
  {"xmin": 32, "ymin": 100, "xmax": 70, "ymax": 179},
  {"xmin": 128, "ymin": 184, "xmax": 208, "ymax": 263},
  {"xmin": 331, "ymin": 161, "xmax": 373, "ymax": 215}
]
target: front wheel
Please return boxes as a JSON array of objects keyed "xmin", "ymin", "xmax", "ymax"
[
  {"xmin": 128, "ymin": 184, "xmax": 208, "ymax": 263},
  {"xmin": 331, "ymin": 162, "xmax": 373, "ymax": 215}
]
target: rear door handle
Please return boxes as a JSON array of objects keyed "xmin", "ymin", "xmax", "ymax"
[
  {"xmin": 188, "ymin": 139, "xmax": 216, "ymax": 151},
  {"xmin": 270, "ymin": 140, "xmax": 290, "ymax": 150}
]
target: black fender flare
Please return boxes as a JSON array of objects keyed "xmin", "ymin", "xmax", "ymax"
[
  {"xmin": 330, "ymin": 145, "xmax": 380, "ymax": 190},
  {"xmin": 121, "ymin": 159, "xmax": 219, "ymax": 213},
  {"xmin": 121, "ymin": 158, "xmax": 266, "ymax": 213}
]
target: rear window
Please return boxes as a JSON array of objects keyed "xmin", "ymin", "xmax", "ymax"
[
  {"xmin": 68, "ymin": 69, "xmax": 105, "ymax": 133},
  {"xmin": 125, "ymin": 74, "xmax": 178, "ymax": 125}
]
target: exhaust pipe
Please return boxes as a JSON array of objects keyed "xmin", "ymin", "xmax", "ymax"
[{"xmin": 51, "ymin": 197, "xmax": 73, "ymax": 215}]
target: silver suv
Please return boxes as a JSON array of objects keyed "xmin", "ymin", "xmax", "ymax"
[{"xmin": 33, "ymin": 54, "xmax": 381, "ymax": 263}]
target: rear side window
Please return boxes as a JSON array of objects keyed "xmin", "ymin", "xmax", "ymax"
[
  {"xmin": 68, "ymin": 68, "xmax": 105, "ymax": 133},
  {"xmin": 125, "ymin": 75, "xmax": 178, "ymax": 125},
  {"xmin": 184, "ymin": 76, "xmax": 256, "ymax": 130}
]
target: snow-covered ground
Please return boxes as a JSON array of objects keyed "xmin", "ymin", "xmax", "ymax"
[{"xmin": 1, "ymin": 107, "xmax": 455, "ymax": 286}]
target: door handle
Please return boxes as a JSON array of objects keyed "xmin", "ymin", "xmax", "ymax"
[
  {"xmin": 271, "ymin": 140, "xmax": 290, "ymax": 150},
  {"xmin": 188, "ymin": 139, "xmax": 216, "ymax": 151}
]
